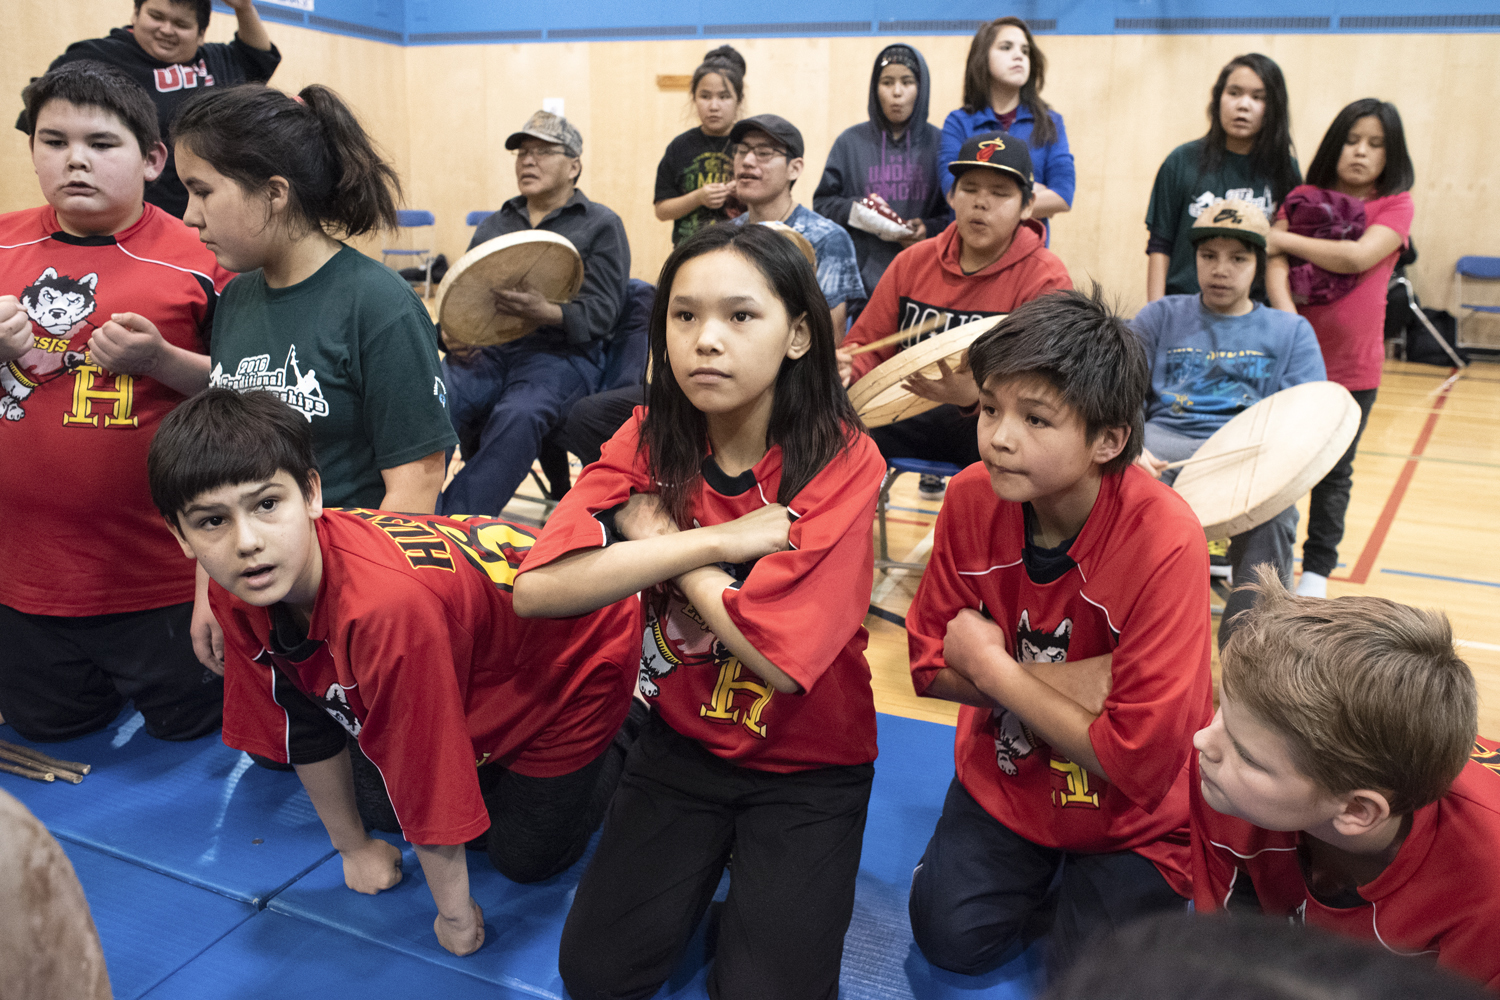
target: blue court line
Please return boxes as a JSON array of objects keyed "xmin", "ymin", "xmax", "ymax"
[
  {"xmin": 1380, "ymin": 568, "xmax": 1500, "ymax": 588},
  {"xmin": 888, "ymin": 505, "xmax": 943, "ymax": 516},
  {"xmin": 867, "ymin": 605, "xmax": 908, "ymax": 629}
]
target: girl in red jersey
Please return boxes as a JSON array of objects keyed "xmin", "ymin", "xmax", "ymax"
[{"xmin": 514, "ymin": 222, "xmax": 885, "ymax": 1000}]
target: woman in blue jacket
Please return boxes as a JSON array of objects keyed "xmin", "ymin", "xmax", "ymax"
[{"xmin": 937, "ymin": 17, "xmax": 1074, "ymax": 227}]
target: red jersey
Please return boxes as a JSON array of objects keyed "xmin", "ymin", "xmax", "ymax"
[
  {"xmin": 843, "ymin": 218, "xmax": 1073, "ymax": 383},
  {"xmin": 906, "ymin": 464, "xmax": 1213, "ymax": 895},
  {"xmin": 0, "ymin": 204, "xmax": 231, "ymax": 615},
  {"xmin": 212, "ymin": 509, "xmax": 639, "ymax": 846},
  {"xmin": 521, "ymin": 411, "xmax": 886, "ymax": 773},
  {"xmin": 1191, "ymin": 739, "xmax": 1500, "ymax": 990}
]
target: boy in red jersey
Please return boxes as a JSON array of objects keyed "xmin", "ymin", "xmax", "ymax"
[
  {"xmin": 836, "ymin": 130, "xmax": 1071, "ymax": 484},
  {"xmin": 147, "ymin": 389, "xmax": 640, "ymax": 959},
  {"xmin": 1192, "ymin": 568, "xmax": 1500, "ymax": 990},
  {"xmin": 905, "ymin": 289, "xmax": 1214, "ymax": 976},
  {"xmin": 0, "ymin": 62, "xmax": 231, "ymax": 742}
]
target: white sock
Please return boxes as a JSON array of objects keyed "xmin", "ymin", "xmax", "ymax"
[{"xmin": 1296, "ymin": 570, "xmax": 1328, "ymax": 598}]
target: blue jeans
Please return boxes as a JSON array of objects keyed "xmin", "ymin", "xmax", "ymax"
[{"xmin": 439, "ymin": 338, "xmax": 602, "ymax": 517}]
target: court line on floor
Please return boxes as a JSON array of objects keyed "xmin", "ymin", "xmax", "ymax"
[
  {"xmin": 885, "ymin": 516, "xmax": 934, "ymax": 528},
  {"xmin": 1334, "ymin": 378, "xmax": 1454, "ymax": 586},
  {"xmin": 1457, "ymin": 639, "xmax": 1500, "ymax": 653},
  {"xmin": 867, "ymin": 604, "xmax": 907, "ymax": 628},
  {"xmin": 1360, "ymin": 451, "xmax": 1500, "ymax": 470},
  {"xmin": 1380, "ymin": 568, "xmax": 1500, "ymax": 588}
]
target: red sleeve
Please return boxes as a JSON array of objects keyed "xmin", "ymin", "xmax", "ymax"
[
  {"xmin": 905, "ymin": 477, "xmax": 988, "ymax": 697},
  {"xmin": 1014, "ymin": 252, "xmax": 1074, "ymax": 305},
  {"xmin": 343, "ymin": 586, "xmax": 489, "ymax": 846},
  {"xmin": 521, "ymin": 410, "xmax": 650, "ymax": 572},
  {"xmin": 1367, "ymin": 191, "xmax": 1414, "ymax": 243},
  {"xmin": 1085, "ymin": 489, "xmax": 1214, "ymax": 813},
  {"xmin": 845, "ymin": 253, "xmax": 908, "ymax": 383},
  {"xmin": 721, "ymin": 434, "xmax": 885, "ymax": 692}
]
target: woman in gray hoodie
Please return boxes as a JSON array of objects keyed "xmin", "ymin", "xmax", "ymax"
[{"xmin": 814, "ymin": 44, "xmax": 950, "ymax": 298}]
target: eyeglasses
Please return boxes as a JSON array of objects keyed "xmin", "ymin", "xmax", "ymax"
[
  {"xmin": 732, "ymin": 143, "xmax": 789, "ymax": 164},
  {"xmin": 512, "ymin": 146, "xmax": 570, "ymax": 164}
]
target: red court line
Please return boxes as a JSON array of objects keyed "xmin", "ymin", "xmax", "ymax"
[
  {"xmin": 1333, "ymin": 376, "xmax": 1454, "ymax": 585},
  {"xmin": 884, "ymin": 516, "xmax": 934, "ymax": 528}
]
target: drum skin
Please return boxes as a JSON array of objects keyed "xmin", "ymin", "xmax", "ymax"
[
  {"xmin": 0, "ymin": 789, "xmax": 111, "ymax": 999},
  {"xmin": 436, "ymin": 231, "xmax": 585, "ymax": 347},
  {"xmin": 1174, "ymin": 381, "xmax": 1361, "ymax": 538},
  {"xmin": 847, "ymin": 313, "xmax": 1008, "ymax": 429}
]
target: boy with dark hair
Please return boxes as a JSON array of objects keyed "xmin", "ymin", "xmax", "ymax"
[
  {"xmin": 837, "ymin": 131, "xmax": 1071, "ymax": 494},
  {"xmin": 19, "ymin": 0, "xmax": 281, "ymax": 218},
  {"xmin": 148, "ymin": 388, "xmax": 641, "ymax": 959},
  {"xmin": 1192, "ymin": 569, "xmax": 1500, "ymax": 989},
  {"xmin": 0, "ymin": 61, "xmax": 231, "ymax": 743},
  {"xmin": 905, "ymin": 288, "xmax": 1214, "ymax": 976},
  {"xmin": 1130, "ymin": 199, "xmax": 1325, "ymax": 641}
]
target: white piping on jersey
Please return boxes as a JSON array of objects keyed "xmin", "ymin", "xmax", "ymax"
[
  {"xmin": 1370, "ymin": 900, "xmax": 1440, "ymax": 958},
  {"xmin": 1078, "ymin": 590, "xmax": 1121, "ymax": 636},
  {"xmin": 0, "ymin": 235, "xmax": 54, "ymax": 250},
  {"xmin": 957, "ymin": 559, "xmax": 1023, "ymax": 576},
  {"xmin": 756, "ymin": 482, "xmax": 771, "ymax": 506},
  {"xmin": 1209, "ymin": 838, "xmax": 1300, "ymax": 860},
  {"xmin": 361, "ymin": 743, "xmax": 408, "ymax": 841},
  {"xmin": 263, "ymin": 648, "xmax": 294, "ymax": 764},
  {"xmin": 113, "ymin": 241, "xmax": 217, "ymax": 286}
]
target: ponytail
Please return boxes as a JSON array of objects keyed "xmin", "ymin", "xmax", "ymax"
[{"xmin": 172, "ymin": 83, "xmax": 400, "ymax": 239}]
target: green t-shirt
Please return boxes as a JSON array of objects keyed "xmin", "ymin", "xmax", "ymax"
[
  {"xmin": 209, "ymin": 245, "xmax": 457, "ymax": 507},
  {"xmin": 1145, "ymin": 139, "xmax": 1301, "ymax": 295},
  {"xmin": 654, "ymin": 127, "xmax": 740, "ymax": 246}
]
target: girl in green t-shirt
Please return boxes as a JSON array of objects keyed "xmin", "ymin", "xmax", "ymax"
[{"xmin": 653, "ymin": 46, "xmax": 747, "ymax": 246}]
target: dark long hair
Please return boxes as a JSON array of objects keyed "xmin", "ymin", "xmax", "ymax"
[
  {"xmin": 641, "ymin": 223, "xmax": 862, "ymax": 527},
  {"xmin": 1200, "ymin": 54, "xmax": 1298, "ymax": 204},
  {"xmin": 961, "ymin": 17, "xmax": 1057, "ymax": 149},
  {"xmin": 173, "ymin": 84, "xmax": 400, "ymax": 238},
  {"xmin": 691, "ymin": 45, "xmax": 746, "ymax": 104},
  {"xmin": 1305, "ymin": 98, "xmax": 1414, "ymax": 198}
]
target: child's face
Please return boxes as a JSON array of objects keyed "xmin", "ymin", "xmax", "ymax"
[
  {"xmin": 31, "ymin": 100, "xmax": 163, "ymax": 237},
  {"xmin": 877, "ymin": 65, "xmax": 918, "ymax": 127},
  {"xmin": 176, "ymin": 142, "xmax": 276, "ymax": 274},
  {"xmin": 732, "ymin": 129, "xmax": 801, "ymax": 208},
  {"xmin": 1336, "ymin": 115, "xmax": 1387, "ymax": 195},
  {"xmin": 986, "ymin": 24, "xmax": 1031, "ymax": 91},
  {"xmin": 171, "ymin": 470, "xmax": 324, "ymax": 614},
  {"xmin": 130, "ymin": 0, "xmax": 206, "ymax": 65},
  {"xmin": 949, "ymin": 169, "xmax": 1029, "ymax": 259},
  {"xmin": 1193, "ymin": 689, "xmax": 1340, "ymax": 831},
  {"xmin": 1218, "ymin": 65, "xmax": 1267, "ymax": 144},
  {"xmin": 665, "ymin": 246, "xmax": 810, "ymax": 424},
  {"xmin": 976, "ymin": 374, "xmax": 1118, "ymax": 506},
  {"xmin": 693, "ymin": 73, "xmax": 738, "ymax": 135},
  {"xmin": 1194, "ymin": 237, "xmax": 1257, "ymax": 313}
]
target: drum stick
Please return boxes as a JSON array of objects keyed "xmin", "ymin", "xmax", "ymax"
[
  {"xmin": 0, "ymin": 760, "xmax": 54, "ymax": 783},
  {"xmin": 1162, "ymin": 444, "xmax": 1262, "ymax": 471},
  {"xmin": 848, "ymin": 315, "xmax": 947, "ymax": 356},
  {"xmin": 0, "ymin": 740, "xmax": 89, "ymax": 776}
]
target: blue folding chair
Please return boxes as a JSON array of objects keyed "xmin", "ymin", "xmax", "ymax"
[
  {"xmin": 466, "ymin": 210, "xmax": 495, "ymax": 229},
  {"xmin": 876, "ymin": 457, "xmax": 963, "ymax": 572},
  {"xmin": 1455, "ymin": 255, "xmax": 1500, "ymax": 350},
  {"xmin": 381, "ymin": 209, "xmax": 436, "ymax": 297}
]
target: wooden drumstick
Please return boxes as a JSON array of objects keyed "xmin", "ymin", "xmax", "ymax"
[
  {"xmin": 1162, "ymin": 444, "xmax": 1262, "ymax": 471},
  {"xmin": 0, "ymin": 760, "xmax": 54, "ymax": 783},
  {"xmin": 0, "ymin": 740, "xmax": 89, "ymax": 777},
  {"xmin": 848, "ymin": 314, "xmax": 947, "ymax": 356}
]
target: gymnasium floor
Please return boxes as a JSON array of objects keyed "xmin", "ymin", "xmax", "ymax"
[{"xmin": 2, "ymin": 358, "xmax": 1493, "ymax": 998}]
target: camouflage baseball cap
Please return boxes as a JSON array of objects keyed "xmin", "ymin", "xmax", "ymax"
[
  {"xmin": 505, "ymin": 110, "xmax": 582, "ymax": 158},
  {"xmin": 1189, "ymin": 198, "xmax": 1270, "ymax": 249}
]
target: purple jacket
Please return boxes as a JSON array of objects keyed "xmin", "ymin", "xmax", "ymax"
[{"xmin": 1283, "ymin": 185, "xmax": 1366, "ymax": 305}]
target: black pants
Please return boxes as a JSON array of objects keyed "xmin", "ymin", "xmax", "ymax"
[
  {"xmin": 0, "ymin": 601, "xmax": 223, "ymax": 742},
  {"xmin": 1302, "ymin": 388, "xmax": 1377, "ymax": 578},
  {"xmin": 559, "ymin": 711, "xmax": 874, "ymax": 1000},
  {"xmin": 909, "ymin": 777, "xmax": 1185, "ymax": 979},
  {"xmin": 868, "ymin": 404, "xmax": 981, "ymax": 469},
  {"xmin": 564, "ymin": 385, "xmax": 644, "ymax": 468}
]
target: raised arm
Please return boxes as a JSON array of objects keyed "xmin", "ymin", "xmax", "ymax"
[{"xmin": 225, "ymin": 0, "xmax": 273, "ymax": 50}]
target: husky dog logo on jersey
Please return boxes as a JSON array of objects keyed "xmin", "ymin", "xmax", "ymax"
[
  {"xmin": 318, "ymin": 682, "xmax": 362, "ymax": 737},
  {"xmin": 0, "ymin": 267, "xmax": 97, "ymax": 420},
  {"xmin": 639, "ymin": 601, "xmax": 726, "ymax": 698},
  {"xmin": 993, "ymin": 611, "xmax": 1074, "ymax": 776}
]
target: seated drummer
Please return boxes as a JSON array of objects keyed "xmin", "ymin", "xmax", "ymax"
[
  {"xmin": 836, "ymin": 131, "xmax": 1071, "ymax": 498},
  {"xmin": 1129, "ymin": 200, "xmax": 1324, "ymax": 643},
  {"xmin": 439, "ymin": 110, "xmax": 630, "ymax": 517},
  {"xmin": 149, "ymin": 388, "xmax": 642, "ymax": 958}
]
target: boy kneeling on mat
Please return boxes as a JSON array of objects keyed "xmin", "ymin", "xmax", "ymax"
[
  {"xmin": 148, "ymin": 388, "xmax": 641, "ymax": 957},
  {"xmin": 905, "ymin": 289, "xmax": 1214, "ymax": 977},
  {"xmin": 1191, "ymin": 568, "xmax": 1500, "ymax": 989}
]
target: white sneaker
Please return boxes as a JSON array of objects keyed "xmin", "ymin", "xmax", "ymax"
[{"xmin": 1296, "ymin": 571, "xmax": 1328, "ymax": 598}]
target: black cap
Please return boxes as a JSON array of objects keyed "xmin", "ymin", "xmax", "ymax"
[
  {"xmin": 947, "ymin": 131, "xmax": 1033, "ymax": 188},
  {"xmin": 729, "ymin": 114, "xmax": 804, "ymax": 160}
]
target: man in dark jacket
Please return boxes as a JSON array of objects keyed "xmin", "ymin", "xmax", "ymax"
[{"xmin": 19, "ymin": 0, "xmax": 281, "ymax": 218}]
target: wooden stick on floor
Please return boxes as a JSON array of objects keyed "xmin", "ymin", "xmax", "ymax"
[
  {"xmin": 0, "ymin": 740, "xmax": 89, "ymax": 777},
  {"xmin": 0, "ymin": 760, "xmax": 54, "ymax": 783}
]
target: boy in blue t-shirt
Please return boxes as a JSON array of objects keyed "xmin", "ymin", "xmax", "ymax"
[{"xmin": 1131, "ymin": 200, "xmax": 1324, "ymax": 642}]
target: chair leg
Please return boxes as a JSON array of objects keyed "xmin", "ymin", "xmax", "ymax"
[
  {"xmin": 1407, "ymin": 293, "xmax": 1468, "ymax": 368},
  {"xmin": 875, "ymin": 467, "xmax": 899, "ymax": 571}
]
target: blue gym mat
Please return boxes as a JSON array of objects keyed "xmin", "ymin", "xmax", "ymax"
[
  {"xmin": 58, "ymin": 839, "xmax": 255, "ymax": 1000},
  {"xmin": 0, "ymin": 714, "xmax": 334, "ymax": 905},
  {"xmin": 263, "ymin": 713, "xmax": 1042, "ymax": 999}
]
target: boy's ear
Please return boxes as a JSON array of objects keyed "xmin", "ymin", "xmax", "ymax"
[
  {"xmin": 305, "ymin": 469, "xmax": 325, "ymax": 518},
  {"xmin": 1090, "ymin": 425, "xmax": 1129, "ymax": 467},
  {"xmin": 1020, "ymin": 189, "xmax": 1035, "ymax": 220},
  {"xmin": 1328, "ymin": 788, "xmax": 1395, "ymax": 838},
  {"xmin": 785, "ymin": 313, "xmax": 811, "ymax": 361},
  {"xmin": 143, "ymin": 140, "xmax": 168, "ymax": 183},
  {"xmin": 165, "ymin": 516, "xmax": 197, "ymax": 559}
]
